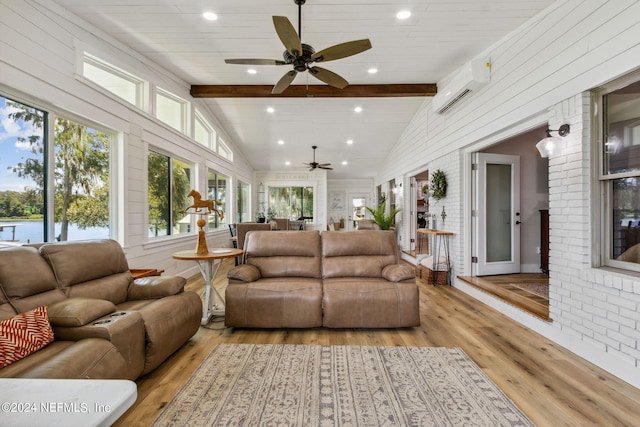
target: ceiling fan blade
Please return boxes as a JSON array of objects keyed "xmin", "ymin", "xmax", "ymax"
[
  {"xmin": 311, "ymin": 39, "xmax": 372, "ymax": 63},
  {"xmin": 319, "ymin": 165, "xmax": 333, "ymax": 170},
  {"xmin": 273, "ymin": 16, "xmax": 302, "ymax": 56},
  {"xmin": 308, "ymin": 66, "xmax": 348, "ymax": 89},
  {"xmin": 272, "ymin": 70, "xmax": 298, "ymax": 94},
  {"xmin": 225, "ymin": 58, "xmax": 286, "ymax": 65}
]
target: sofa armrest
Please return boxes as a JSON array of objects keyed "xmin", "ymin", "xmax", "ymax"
[
  {"xmin": 227, "ymin": 264, "xmax": 261, "ymax": 282},
  {"xmin": 127, "ymin": 276, "xmax": 185, "ymax": 300},
  {"xmin": 47, "ymin": 298, "xmax": 116, "ymax": 327},
  {"xmin": 382, "ymin": 264, "xmax": 415, "ymax": 282},
  {"xmin": 51, "ymin": 310, "xmax": 146, "ymax": 379}
]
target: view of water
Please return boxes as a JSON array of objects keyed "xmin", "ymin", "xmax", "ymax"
[{"xmin": 0, "ymin": 220, "xmax": 108, "ymax": 244}]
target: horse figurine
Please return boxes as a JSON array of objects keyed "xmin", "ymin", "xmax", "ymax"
[{"xmin": 184, "ymin": 189, "xmax": 224, "ymax": 220}]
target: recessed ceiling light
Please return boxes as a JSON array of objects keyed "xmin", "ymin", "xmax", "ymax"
[
  {"xmin": 346, "ymin": 139, "xmax": 354, "ymax": 145},
  {"xmin": 277, "ymin": 140, "xmax": 284, "ymax": 145},
  {"xmin": 354, "ymin": 106, "xmax": 363, "ymax": 113},
  {"xmin": 247, "ymin": 69, "xmax": 257, "ymax": 75},
  {"xmin": 202, "ymin": 12, "xmax": 218, "ymax": 21},
  {"xmin": 396, "ymin": 10, "xmax": 411, "ymax": 20},
  {"xmin": 368, "ymin": 67, "xmax": 378, "ymax": 74},
  {"xmin": 285, "ymin": 161, "xmax": 291, "ymax": 166},
  {"xmin": 266, "ymin": 107, "xmax": 275, "ymax": 113},
  {"xmin": 342, "ymin": 161, "xmax": 348, "ymax": 166}
]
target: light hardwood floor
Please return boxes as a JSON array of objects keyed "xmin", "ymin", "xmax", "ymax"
[{"xmin": 115, "ymin": 260, "xmax": 640, "ymax": 426}]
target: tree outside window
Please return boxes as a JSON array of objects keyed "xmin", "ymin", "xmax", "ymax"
[
  {"xmin": 207, "ymin": 169, "xmax": 227, "ymax": 230},
  {"xmin": 268, "ymin": 186, "xmax": 313, "ymax": 221},
  {"xmin": 1, "ymin": 95, "xmax": 110, "ymax": 243},
  {"xmin": 147, "ymin": 150, "xmax": 191, "ymax": 238}
]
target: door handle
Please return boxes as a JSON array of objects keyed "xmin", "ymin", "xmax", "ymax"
[{"xmin": 515, "ymin": 220, "xmax": 521, "ymax": 225}]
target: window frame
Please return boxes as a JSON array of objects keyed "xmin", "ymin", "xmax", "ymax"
[
  {"xmin": 81, "ymin": 53, "xmax": 146, "ymax": 108},
  {"xmin": 594, "ymin": 69, "xmax": 640, "ymax": 272},
  {"xmin": 147, "ymin": 148, "xmax": 194, "ymax": 240},
  {"xmin": 155, "ymin": 87, "xmax": 189, "ymax": 134}
]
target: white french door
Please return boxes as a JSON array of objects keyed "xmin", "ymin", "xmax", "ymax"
[{"xmin": 475, "ymin": 153, "xmax": 521, "ymax": 275}]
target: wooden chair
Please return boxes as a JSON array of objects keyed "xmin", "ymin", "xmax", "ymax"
[
  {"xmin": 273, "ymin": 218, "xmax": 290, "ymax": 231},
  {"xmin": 236, "ymin": 223, "xmax": 273, "ymax": 252}
]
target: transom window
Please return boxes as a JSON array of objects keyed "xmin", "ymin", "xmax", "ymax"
[
  {"xmin": 155, "ymin": 88, "xmax": 188, "ymax": 133},
  {"xmin": 82, "ymin": 54, "xmax": 145, "ymax": 108}
]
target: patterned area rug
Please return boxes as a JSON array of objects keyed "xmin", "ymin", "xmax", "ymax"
[
  {"xmin": 510, "ymin": 283, "xmax": 549, "ymax": 299},
  {"xmin": 152, "ymin": 344, "xmax": 534, "ymax": 427}
]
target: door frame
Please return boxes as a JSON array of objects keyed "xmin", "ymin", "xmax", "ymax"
[{"xmin": 474, "ymin": 152, "xmax": 521, "ymax": 275}]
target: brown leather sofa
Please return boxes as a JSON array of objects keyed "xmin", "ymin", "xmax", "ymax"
[
  {"xmin": 0, "ymin": 239, "xmax": 202, "ymax": 379},
  {"xmin": 226, "ymin": 230, "xmax": 419, "ymax": 328}
]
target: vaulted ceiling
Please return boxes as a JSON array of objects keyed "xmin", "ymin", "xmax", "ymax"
[{"xmin": 54, "ymin": 0, "xmax": 556, "ymax": 178}]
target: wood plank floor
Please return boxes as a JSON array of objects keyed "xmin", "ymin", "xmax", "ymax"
[
  {"xmin": 115, "ymin": 260, "xmax": 640, "ymax": 427},
  {"xmin": 458, "ymin": 273, "xmax": 550, "ymax": 321}
]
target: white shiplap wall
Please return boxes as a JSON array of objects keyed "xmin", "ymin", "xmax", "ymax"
[
  {"xmin": 378, "ymin": 0, "xmax": 640, "ymax": 388},
  {"xmin": 0, "ymin": 1, "xmax": 254, "ymax": 277}
]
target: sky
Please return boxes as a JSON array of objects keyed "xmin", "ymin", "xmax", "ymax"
[{"xmin": 0, "ymin": 96, "xmax": 40, "ymax": 192}]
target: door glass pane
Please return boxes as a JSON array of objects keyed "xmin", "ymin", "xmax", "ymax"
[{"xmin": 486, "ymin": 163, "xmax": 512, "ymax": 262}]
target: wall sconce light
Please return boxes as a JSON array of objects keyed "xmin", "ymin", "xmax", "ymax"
[{"xmin": 536, "ymin": 124, "xmax": 570, "ymax": 158}]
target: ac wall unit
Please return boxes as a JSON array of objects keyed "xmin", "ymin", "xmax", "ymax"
[{"xmin": 432, "ymin": 59, "xmax": 490, "ymax": 114}]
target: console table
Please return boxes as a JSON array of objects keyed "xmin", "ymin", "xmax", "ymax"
[
  {"xmin": 416, "ymin": 228, "xmax": 454, "ymax": 285},
  {"xmin": 173, "ymin": 248, "xmax": 243, "ymax": 325}
]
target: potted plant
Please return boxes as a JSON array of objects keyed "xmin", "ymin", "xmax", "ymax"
[
  {"xmin": 266, "ymin": 207, "xmax": 277, "ymax": 222},
  {"xmin": 255, "ymin": 212, "xmax": 266, "ymax": 223},
  {"xmin": 366, "ymin": 199, "xmax": 401, "ymax": 230}
]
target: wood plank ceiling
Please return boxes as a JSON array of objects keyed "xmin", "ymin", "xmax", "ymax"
[{"xmin": 53, "ymin": 0, "xmax": 556, "ymax": 178}]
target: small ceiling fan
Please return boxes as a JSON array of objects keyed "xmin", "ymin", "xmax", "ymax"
[
  {"xmin": 305, "ymin": 145, "xmax": 332, "ymax": 171},
  {"xmin": 224, "ymin": 0, "xmax": 372, "ymax": 94}
]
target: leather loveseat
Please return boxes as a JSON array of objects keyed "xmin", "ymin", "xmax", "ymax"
[
  {"xmin": 0, "ymin": 239, "xmax": 202, "ymax": 379},
  {"xmin": 226, "ymin": 230, "xmax": 419, "ymax": 328}
]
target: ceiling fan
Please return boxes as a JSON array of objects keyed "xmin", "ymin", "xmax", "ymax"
[
  {"xmin": 305, "ymin": 145, "xmax": 333, "ymax": 171},
  {"xmin": 224, "ymin": 0, "xmax": 372, "ymax": 94}
]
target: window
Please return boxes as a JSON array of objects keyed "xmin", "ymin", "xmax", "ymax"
[
  {"xmin": 217, "ymin": 138, "xmax": 233, "ymax": 161},
  {"xmin": 597, "ymin": 74, "xmax": 640, "ymax": 270},
  {"xmin": 147, "ymin": 150, "xmax": 192, "ymax": 238},
  {"xmin": 236, "ymin": 180, "xmax": 250, "ymax": 223},
  {"xmin": 207, "ymin": 169, "xmax": 227, "ymax": 230},
  {"xmin": 194, "ymin": 109, "xmax": 216, "ymax": 150},
  {"xmin": 156, "ymin": 88, "xmax": 188, "ymax": 133},
  {"xmin": 53, "ymin": 117, "xmax": 111, "ymax": 241},
  {"xmin": 0, "ymin": 95, "xmax": 112, "ymax": 243},
  {"xmin": 82, "ymin": 54, "xmax": 145, "ymax": 107},
  {"xmin": 268, "ymin": 186, "xmax": 313, "ymax": 221}
]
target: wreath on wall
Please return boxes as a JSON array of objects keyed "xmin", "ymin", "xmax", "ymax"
[{"xmin": 429, "ymin": 169, "xmax": 447, "ymax": 201}]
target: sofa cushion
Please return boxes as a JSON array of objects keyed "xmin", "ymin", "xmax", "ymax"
[
  {"xmin": 47, "ymin": 298, "xmax": 116, "ymax": 327},
  {"xmin": 39, "ymin": 239, "xmax": 130, "ymax": 287},
  {"xmin": 0, "ymin": 339, "xmax": 128, "ymax": 379},
  {"xmin": 321, "ymin": 230, "xmax": 399, "ymax": 279},
  {"xmin": 127, "ymin": 276, "xmax": 185, "ymax": 300},
  {"xmin": 245, "ymin": 231, "xmax": 322, "ymax": 278},
  {"xmin": 225, "ymin": 278, "xmax": 323, "ymax": 328},
  {"xmin": 0, "ymin": 246, "xmax": 66, "ymax": 319},
  {"xmin": 322, "ymin": 278, "xmax": 420, "ymax": 328},
  {"xmin": 381, "ymin": 264, "xmax": 415, "ymax": 282},
  {"xmin": 227, "ymin": 264, "xmax": 261, "ymax": 283},
  {"xmin": 0, "ymin": 306, "xmax": 54, "ymax": 368}
]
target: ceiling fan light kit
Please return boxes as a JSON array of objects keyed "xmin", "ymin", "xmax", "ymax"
[{"xmin": 225, "ymin": 0, "xmax": 372, "ymax": 95}]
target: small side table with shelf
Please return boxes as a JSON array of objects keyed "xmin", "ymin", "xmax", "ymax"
[{"xmin": 416, "ymin": 228, "xmax": 454, "ymax": 285}]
